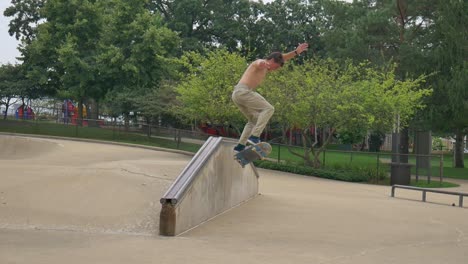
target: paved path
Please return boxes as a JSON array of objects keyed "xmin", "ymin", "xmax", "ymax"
[{"xmin": 1, "ymin": 135, "xmax": 467, "ymax": 264}]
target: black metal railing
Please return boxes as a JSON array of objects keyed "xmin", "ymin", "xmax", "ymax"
[{"xmin": 391, "ymin": 185, "xmax": 467, "ymax": 207}]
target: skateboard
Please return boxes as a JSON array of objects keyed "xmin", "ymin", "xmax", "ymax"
[{"xmin": 234, "ymin": 142, "xmax": 272, "ymax": 168}]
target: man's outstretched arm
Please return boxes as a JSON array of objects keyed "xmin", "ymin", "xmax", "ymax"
[{"xmin": 283, "ymin": 43, "xmax": 309, "ymax": 61}]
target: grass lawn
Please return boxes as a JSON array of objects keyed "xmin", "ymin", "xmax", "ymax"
[
  {"xmin": 0, "ymin": 119, "xmax": 201, "ymax": 153},
  {"xmin": 375, "ymin": 177, "xmax": 459, "ymax": 188},
  {"xmin": 269, "ymin": 143, "xmax": 468, "ymax": 181}
]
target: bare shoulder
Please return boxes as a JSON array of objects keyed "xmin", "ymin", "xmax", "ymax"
[
  {"xmin": 252, "ymin": 59, "xmax": 265, "ymax": 66},
  {"xmin": 250, "ymin": 59, "xmax": 267, "ymax": 70}
]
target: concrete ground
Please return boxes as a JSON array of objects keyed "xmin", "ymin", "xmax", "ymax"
[{"xmin": 1, "ymin": 135, "xmax": 467, "ymax": 264}]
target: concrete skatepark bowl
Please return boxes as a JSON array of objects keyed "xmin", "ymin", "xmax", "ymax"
[{"xmin": 1, "ymin": 134, "xmax": 468, "ymax": 264}]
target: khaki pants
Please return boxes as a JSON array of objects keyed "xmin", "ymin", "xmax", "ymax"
[{"xmin": 232, "ymin": 84, "xmax": 274, "ymax": 145}]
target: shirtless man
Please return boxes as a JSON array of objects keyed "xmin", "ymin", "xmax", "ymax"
[{"xmin": 232, "ymin": 43, "xmax": 309, "ymax": 152}]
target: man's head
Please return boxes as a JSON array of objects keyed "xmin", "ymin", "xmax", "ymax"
[{"xmin": 265, "ymin": 52, "xmax": 284, "ymax": 70}]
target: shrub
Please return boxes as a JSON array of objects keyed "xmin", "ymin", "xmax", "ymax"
[
  {"xmin": 254, "ymin": 160, "xmax": 373, "ymax": 182},
  {"xmin": 326, "ymin": 163, "xmax": 387, "ymax": 183}
]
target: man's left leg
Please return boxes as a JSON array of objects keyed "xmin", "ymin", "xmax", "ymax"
[
  {"xmin": 235, "ymin": 105, "xmax": 258, "ymax": 151},
  {"xmin": 248, "ymin": 92, "xmax": 274, "ymax": 143}
]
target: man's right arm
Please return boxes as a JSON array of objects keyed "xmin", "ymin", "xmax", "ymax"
[{"xmin": 283, "ymin": 43, "xmax": 309, "ymax": 61}]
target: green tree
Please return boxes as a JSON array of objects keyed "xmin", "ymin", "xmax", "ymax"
[
  {"xmin": 133, "ymin": 80, "xmax": 177, "ymax": 126},
  {"xmin": 98, "ymin": 0, "xmax": 179, "ymax": 91},
  {"xmin": 0, "ymin": 64, "xmax": 21, "ymax": 119},
  {"xmin": 173, "ymin": 50, "xmax": 247, "ymax": 133},
  {"xmin": 97, "ymin": 0, "xmax": 179, "ymax": 127},
  {"xmin": 153, "ymin": 0, "xmax": 226, "ymax": 52},
  {"xmin": 3, "ymin": 0, "xmax": 45, "ymax": 43},
  {"xmin": 100, "ymin": 89, "xmax": 133, "ymax": 124},
  {"xmin": 0, "ymin": 63, "xmax": 41, "ymax": 119},
  {"xmin": 319, "ymin": 0, "xmax": 439, "ymax": 162},
  {"xmin": 259, "ymin": 0, "xmax": 321, "ymax": 58},
  {"xmin": 425, "ymin": 0, "xmax": 468, "ymax": 167},
  {"xmin": 152, "ymin": 0, "xmax": 265, "ymax": 57},
  {"xmin": 10, "ymin": 0, "xmax": 180, "ymax": 126},
  {"xmin": 16, "ymin": 0, "xmax": 104, "ymax": 124},
  {"xmin": 262, "ymin": 59, "xmax": 431, "ymax": 168}
]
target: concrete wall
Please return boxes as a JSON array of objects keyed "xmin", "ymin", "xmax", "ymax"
[{"xmin": 160, "ymin": 137, "xmax": 259, "ymax": 236}]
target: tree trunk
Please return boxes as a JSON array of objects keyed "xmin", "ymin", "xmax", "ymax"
[
  {"xmin": 312, "ymin": 128, "xmax": 336, "ymax": 169},
  {"xmin": 21, "ymin": 97, "xmax": 25, "ymax": 119},
  {"xmin": 124, "ymin": 113, "xmax": 130, "ymax": 131},
  {"xmin": 396, "ymin": 0, "xmax": 410, "ymax": 161},
  {"xmin": 145, "ymin": 116, "xmax": 151, "ymax": 138},
  {"xmin": 87, "ymin": 98, "xmax": 100, "ymax": 127},
  {"xmin": 77, "ymin": 98, "xmax": 83, "ymax": 126},
  {"xmin": 399, "ymin": 127, "xmax": 409, "ymax": 163},
  {"xmin": 359, "ymin": 136, "xmax": 366, "ymax": 151},
  {"xmin": 301, "ymin": 133, "xmax": 314, "ymax": 167},
  {"xmin": 288, "ymin": 126, "xmax": 293, "ymax": 145},
  {"xmin": 3, "ymin": 97, "xmax": 11, "ymax": 120},
  {"xmin": 454, "ymin": 129, "xmax": 465, "ymax": 168},
  {"xmin": 281, "ymin": 126, "xmax": 287, "ymax": 144}
]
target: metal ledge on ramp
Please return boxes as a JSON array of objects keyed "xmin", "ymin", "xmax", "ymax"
[{"xmin": 159, "ymin": 137, "xmax": 259, "ymax": 236}]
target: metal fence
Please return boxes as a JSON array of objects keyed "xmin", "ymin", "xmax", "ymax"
[
  {"xmin": 1, "ymin": 115, "xmax": 444, "ymax": 182},
  {"xmin": 1, "ymin": 115, "xmax": 208, "ymax": 149},
  {"xmin": 270, "ymin": 143, "xmax": 444, "ymax": 183}
]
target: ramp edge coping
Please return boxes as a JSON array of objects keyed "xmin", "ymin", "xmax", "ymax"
[{"xmin": 160, "ymin": 136, "xmax": 223, "ymax": 205}]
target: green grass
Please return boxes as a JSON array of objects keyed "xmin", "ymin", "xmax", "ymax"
[
  {"xmin": 256, "ymin": 160, "xmax": 459, "ymax": 188},
  {"xmin": 411, "ymin": 180, "xmax": 459, "ymax": 188},
  {"xmin": 374, "ymin": 177, "xmax": 459, "ymax": 188},
  {"xmin": 0, "ymin": 119, "xmax": 201, "ymax": 153},
  {"xmin": 269, "ymin": 143, "xmax": 468, "ymax": 180}
]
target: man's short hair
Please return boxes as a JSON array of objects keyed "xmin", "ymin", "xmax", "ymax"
[{"xmin": 266, "ymin": 52, "xmax": 284, "ymax": 66}]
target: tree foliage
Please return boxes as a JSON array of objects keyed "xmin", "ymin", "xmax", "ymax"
[
  {"xmin": 5, "ymin": 0, "xmax": 180, "ymax": 126},
  {"xmin": 261, "ymin": 59, "xmax": 431, "ymax": 167},
  {"xmin": 424, "ymin": 0, "xmax": 468, "ymax": 167},
  {"xmin": 3, "ymin": 0, "xmax": 45, "ymax": 43},
  {"xmin": 173, "ymin": 50, "xmax": 247, "ymax": 129}
]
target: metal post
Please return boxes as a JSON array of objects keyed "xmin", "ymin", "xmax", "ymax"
[
  {"xmin": 277, "ymin": 144, "xmax": 281, "ymax": 163},
  {"xmin": 112, "ymin": 120, "xmax": 116, "ymax": 140},
  {"xmin": 459, "ymin": 196, "xmax": 463, "ymax": 207},
  {"xmin": 440, "ymin": 155, "xmax": 444, "ymax": 184},
  {"xmin": 376, "ymin": 153, "xmax": 380, "ymax": 176},
  {"xmin": 428, "ymin": 155, "xmax": 431, "ymax": 184},
  {"xmin": 422, "ymin": 191, "xmax": 426, "ymax": 202},
  {"xmin": 322, "ymin": 150, "xmax": 326, "ymax": 167},
  {"xmin": 177, "ymin": 130, "xmax": 181, "ymax": 149},
  {"xmin": 416, "ymin": 154, "xmax": 419, "ymax": 183},
  {"xmin": 64, "ymin": 100, "xmax": 68, "ymax": 124}
]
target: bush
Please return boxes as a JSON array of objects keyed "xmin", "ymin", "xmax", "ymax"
[
  {"xmin": 326, "ymin": 163, "xmax": 387, "ymax": 183},
  {"xmin": 254, "ymin": 160, "xmax": 373, "ymax": 182}
]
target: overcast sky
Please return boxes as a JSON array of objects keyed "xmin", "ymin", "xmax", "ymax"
[{"xmin": 0, "ymin": 1, "xmax": 20, "ymax": 65}]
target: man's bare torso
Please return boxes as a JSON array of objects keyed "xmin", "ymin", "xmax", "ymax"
[{"xmin": 238, "ymin": 59, "xmax": 268, "ymax": 90}]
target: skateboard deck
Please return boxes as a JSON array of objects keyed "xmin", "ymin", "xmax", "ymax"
[{"xmin": 234, "ymin": 142, "xmax": 272, "ymax": 168}]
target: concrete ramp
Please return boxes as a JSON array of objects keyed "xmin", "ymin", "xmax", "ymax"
[{"xmin": 159, "ymin": 137, "xmax": 259, "ymax": 236}]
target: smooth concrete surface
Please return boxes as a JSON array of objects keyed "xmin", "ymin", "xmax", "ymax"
[
  {"xmin": 0, "ymin": 135, "xmax": 190, "ymax": 235},
  {"xmin": 160, "ymin": 137, "xmax": 259, "ymax": 235},
  {"xmin": 1, "ymin": 135, "xmax": 468, "ymax": 263}
]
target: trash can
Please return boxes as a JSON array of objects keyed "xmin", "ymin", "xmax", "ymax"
[{"xmin": 390, "ymin": 162, "xmax": 412, "ymax": 185}]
